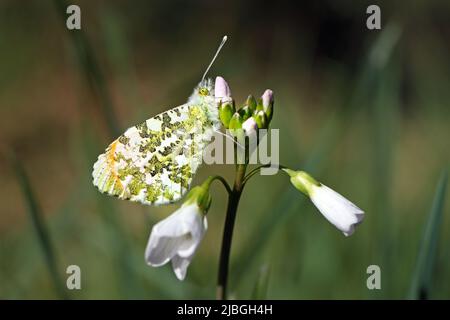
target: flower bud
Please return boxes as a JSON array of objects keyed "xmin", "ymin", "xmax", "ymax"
[
  {"xmin": 228, "ymin": 112, "xmax": 244, "ymax": 139},
  {"xmin": 253, "ymin": 110, "xmax": 268, "ymax": 129},
  {"xmin": 219, "ymin": 101, "xmax": 235, "ymax": 128},
  {"xmin": 238, "ymin": 105, "xmax": 252, "ymax": 121},
  {"xmin": 242, "ymin": 117, "xmax": 258, "ymax": 136},
  {"xmin": 256, "ymin": 98, "xmax": 263, "ymax": 112},
  {"xmin": 246, "ymin": 95, "xmax": 257, "ymax": 113},
  {"xmin": 261, "ymin": 89, "xmax": 274, "ymax": 122},
  {"xmin": 228, "ymin": 112, "xmax": 243, "ymax": 130},
  {"xmin": 215, "ymin": 76, "xmax": 232, "ymax": 102}
]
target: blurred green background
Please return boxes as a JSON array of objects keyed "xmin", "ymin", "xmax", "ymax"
[{"xmin": 0, "ymin": 0, "xmax": 449, "ymax": 299}]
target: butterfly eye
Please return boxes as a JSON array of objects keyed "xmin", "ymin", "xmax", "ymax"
[{"xmin": 198, "ymin": 88, "xmax": 209, "ymax": 96}]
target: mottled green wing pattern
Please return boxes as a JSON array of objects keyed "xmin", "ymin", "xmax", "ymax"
[{"xmin": 92, "ymin": 103, "xmax": 217, "ymax": 205}]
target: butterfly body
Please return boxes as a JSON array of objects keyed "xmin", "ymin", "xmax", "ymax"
[{"xmin": 92, "ymin": 79, "xmax": 222, "ymax": 205}]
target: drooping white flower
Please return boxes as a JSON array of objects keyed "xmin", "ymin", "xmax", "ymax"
[
  {"xmin": 145, "ymin": 198, "xmax": 208, "ymax": 280},
  {"xmin": 284, "ymin": 169, "xmax": 364, "ymax": 236},
  {"xmin": 309, "ymin": 184, "xmax": 364, "ymax": 236}
]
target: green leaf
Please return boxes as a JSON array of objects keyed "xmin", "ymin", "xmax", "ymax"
[
  {"xmin": 52, "ymin": 0, "xmax": 120, "ymax": 138},
  {"xmin": 10, "ymin": 151, "xmax": 68, "ymax": 299},
  {"xmin": 408, "ymin": 170, "xmax": 448, "ymax": 299},
  {"xmin": 251, "ymin": 264, "xmax": 271, "ymax": 299}
]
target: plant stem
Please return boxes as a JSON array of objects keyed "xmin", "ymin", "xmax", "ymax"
[
  {"xmin": 206, "ymin": 175, "xmax": 232, "ymax": 195},
  {"xmin": 217, "ymin": 164, "xmax": 247, "ymax": 300},
  {"xmin": 243, "ymin": 163, "xmax": 287, "ymax": 185}
]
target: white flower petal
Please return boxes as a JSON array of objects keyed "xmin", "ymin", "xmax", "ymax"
[
  {"xmin": 145, "ymin": 233, "xmax": 190, "ymax": 266},
  {"xmin": 171, "ymin": 254, "xmax": 194, "ymax": 281},
  {"xmin": 310, "ymin": 184, "xmax": 364, "ymax": 236},
  {"xmin": 152, "ymin": 204, "xmax": 198, "ymax": 238},
  {"xmin": 144, "ymin": 203, "xmax": 207, "ymax": 276}
]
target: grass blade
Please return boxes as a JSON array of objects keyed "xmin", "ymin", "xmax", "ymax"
[
  {"xmin": 251, "ymin": 264, "xmax": 271, "ymax": 300},
  {"xmin": 10, "ymin": 152, "xmax": 68, "ymax": 299},
  {"xmin": 232, "ymin": 25, "xmax": 402, "ymax": 294},
  {"xmin": 408, "ymin": 170, "xmax": 448, "ymax": 299},
  {"xmin": 52, "ymin": 0, "xmax": 120, "ymax": 137}
]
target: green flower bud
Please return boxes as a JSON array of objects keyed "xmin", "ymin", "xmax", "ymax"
[
  {"xmin": 246, "ymin": 95, "xmax": 257, "ymax": 113},
  {"xmin": 256, "ymin": 98, "xmax": 264, "ymax": 112},
  {"xmin": 228, "ymin": 112, "xmax": 245, "ymax": 139},
  {"xmin": 253, "ymin": 110, "xmax": 268, "ymax": 129},
  {"xmin": 219, "ymin": 101, "xmax": 235, "ymax": 128},
  {"xmin": 228, "ymin": 112, "xmax": 243, "ymax": 130},
  {"xmin": 238, "ymin": 105, "xmax": 252, "ymax": 121}
]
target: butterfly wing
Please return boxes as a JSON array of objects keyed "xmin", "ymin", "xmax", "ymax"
[{"xmin": 92, "ymin": 103, "xmax": 217, "ymax": 205}]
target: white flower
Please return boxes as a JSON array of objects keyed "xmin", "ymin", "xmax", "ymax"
[
  {"xmin": 309, "ymin": 184, "xmax": 364, "ymax": 236},
  {"xmin": 284, "ymin": 169, "xmax": 364, "ymax": 236},
  {"xmin": 145, "ymin": 203, "xmax": 208, "ymax": 280}
]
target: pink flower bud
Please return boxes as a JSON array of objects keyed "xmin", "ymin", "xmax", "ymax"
[
  {"xmin": 262, "ymin": 89, "xmax": 274, "ymax": 109},
  {"xmin": 242, "ymin": 117, "xmax": 258, "ymax": 136},
  {"xmin": 215, "ymin": 76, "xmax": 232, "ymax": 100}
]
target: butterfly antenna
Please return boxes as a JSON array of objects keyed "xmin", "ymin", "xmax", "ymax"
[{"xmin": 201, "ymin": 35, "xmax": 228, "ymax": 82}]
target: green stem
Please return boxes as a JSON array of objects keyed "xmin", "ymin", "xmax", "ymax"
[
  {"xmin": 205, "ymin": 175, "xmax": 232, "ymax": 195},
  {"xmin": 243, "ymin": 163, "xmax": 287, "ymax": 185},
  {"xmin": 216, "ymin": 164, "xmax": 247, "ymax": 300}
]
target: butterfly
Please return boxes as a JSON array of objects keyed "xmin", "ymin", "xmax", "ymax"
[{"xmin": 92, "ymin": 36, "xmax": 229, "ymax": 206}]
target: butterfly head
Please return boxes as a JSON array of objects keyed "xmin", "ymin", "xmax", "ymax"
[
  {"xmin": 189, "ymin": 77, "xmax": 231, "ymax": 128},
  {"xmin": 193, "ymin": 76, "xmax": 233, "ymax": 105},
  {"xmin": 197, "ymin": 78, "xmax": 214, "ymax": 97}
]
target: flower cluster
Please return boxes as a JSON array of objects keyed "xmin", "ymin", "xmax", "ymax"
[
  {"xmin": 145, "ymin": 77, "xmax": 364, "ymax": 281},
  {"xmin": 216, "ymin": 76, "xmax": 273, "ymax": 137}
]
